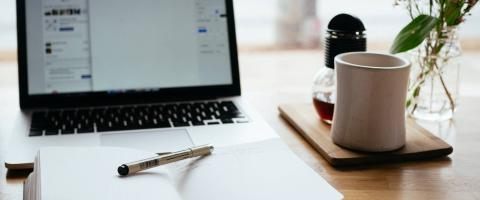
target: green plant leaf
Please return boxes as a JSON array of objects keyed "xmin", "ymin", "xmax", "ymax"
[
  {"xmin": 390, "ymin": 15, "xmax": 439, "ymax": 54},
  {"xmin": 445, "ymin": 0, "xmax": 464, "ymax": 26}
]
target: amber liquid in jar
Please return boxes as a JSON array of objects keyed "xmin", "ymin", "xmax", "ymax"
[
  {"xmin": 313, "ymin": 97, "xmax": 334, "ymax": 125},
  {"xmin": 312, "ymin": 66, "xmax": 335, "ymax": 125}
]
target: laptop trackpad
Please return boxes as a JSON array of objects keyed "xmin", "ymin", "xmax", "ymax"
[{"xmin": 100, "ymin": 129, "xmax": 193, "ymax": 153}]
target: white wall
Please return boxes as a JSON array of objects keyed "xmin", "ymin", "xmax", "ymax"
[
  {"xmin": 234, "ymin": 0, "xmax": 278, "ymax": 46},
  {"xmin": 234, "ymin": 0, "xmax": 480, "ymax": 47}
]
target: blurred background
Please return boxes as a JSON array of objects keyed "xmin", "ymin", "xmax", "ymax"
[
  {"xmin": 234, "ymin": 0, "xmax": 480, "ymax": 51},
  {"xmin": 0, "ymin": 0, "xmax": 479, "ymax": 61}
]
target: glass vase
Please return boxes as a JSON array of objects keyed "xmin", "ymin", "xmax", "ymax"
[{"xmin": 407, "ymin": 27, "xmax": 461, "ymax": 121}]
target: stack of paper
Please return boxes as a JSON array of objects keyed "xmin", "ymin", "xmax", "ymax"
[{"xmin": 24, "ymin": 139, "xmax": 342, "ymax": 200}]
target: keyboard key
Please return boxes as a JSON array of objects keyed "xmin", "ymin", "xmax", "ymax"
[
  {"xmin": 207, "ymin": 121, "xmax": 220, "ymax": 125},
  {"xmin": 30, "ymin": 122, "xmax": 47, "ymax": 130},
  {"xmin": 96, "ymin": 126, "xmax": 115, "ymax": 132},
  {"xmin": 77, "ymin": 127, "xmax": 94, "ymax": 134},
  {"xmin": 45, "ymin": 130, "xmax": 59, "ymax": 136},
  {"xmin": 191, "ymin": 121, "xmax": 205, "ymax": 126},
  {"xmin": 152, "ymin": 120, "xmax": 171, "ymax": 128},
  {"xmin": 61, "ymin": 129, "xmax": 75, "ymax": 135},
  {"xmin": 221, "ymin": 118, "xmax": 234, "ymax": 124},
  {"xmin": 29, "ymin": 129, "xmax": 43, "ymax": 137},
  {"xmin": 31, "ymin": 112, "xmax": 47, "ymax": 125},
  {"xmin": 173, "ymin": 121, "xmax": 190, "ymax": 127}
]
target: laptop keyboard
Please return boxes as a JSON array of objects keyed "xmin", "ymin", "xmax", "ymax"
[{"xmin": 29, "ymin": 101, "xmax": 248, "ymax": 136}]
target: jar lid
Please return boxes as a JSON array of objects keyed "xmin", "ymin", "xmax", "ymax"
[{"xmin": 327, "ymin": 13, "xmax": 365, "ymax": 33}]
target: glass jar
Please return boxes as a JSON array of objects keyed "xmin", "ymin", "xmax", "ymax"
[
  {"xmin": 312, "ymin": 66, "xmax": 336, "ymax": 124},
  {"xmin": 407, "ymin": 26, "xmax": 461, "ymax": 121}
]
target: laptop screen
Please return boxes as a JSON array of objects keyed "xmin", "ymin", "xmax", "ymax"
[{"xmin": 25, "ymin": 0, "xmax": 233, "ymax": 95}]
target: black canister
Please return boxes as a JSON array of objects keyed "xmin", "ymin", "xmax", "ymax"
[{"xmin": 324, "ymin": 13, "xmax": 367, "ymax": 69}]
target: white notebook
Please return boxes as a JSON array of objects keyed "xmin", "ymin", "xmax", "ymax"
[{"xmin": 24, "ymin": 139, "xmax": 342, "ymax": 200}]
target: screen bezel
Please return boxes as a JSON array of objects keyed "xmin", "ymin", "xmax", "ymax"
[{"xmin": 17, "ymin": 0, "xmax": 241, "ymax": 109}]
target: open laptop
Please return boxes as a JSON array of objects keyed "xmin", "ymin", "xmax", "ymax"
[{"xmin": 6, "ymin": 0, "xmax": 278, "ymax": 169}]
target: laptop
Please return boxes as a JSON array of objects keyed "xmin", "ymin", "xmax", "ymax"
[{"xmin": 6, "ymin": 0, "xmax": 278, "ymax": 169}]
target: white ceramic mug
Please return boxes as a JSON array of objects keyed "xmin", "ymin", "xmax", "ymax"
[{"xmin": 331, "ymin": 52, "xmax": 411, "ymax": 152}]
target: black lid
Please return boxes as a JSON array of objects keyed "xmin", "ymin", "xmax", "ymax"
[
  {"xmin": 325, "ymin": 14, "xmax": 366, "ymax": 69},
  {"xmin": 327, "ymin": 13, "xmax": 365, "ymax": 33}
]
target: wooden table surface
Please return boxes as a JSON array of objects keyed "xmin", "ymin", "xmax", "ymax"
[{"xmin": 1, "ymin": 50, "xmax": 480, "ymax": 200}]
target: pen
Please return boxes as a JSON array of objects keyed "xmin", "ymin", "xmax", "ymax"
[{"xmin": 117, "ymin": 144, "xmax": 214, "ymax": 176}]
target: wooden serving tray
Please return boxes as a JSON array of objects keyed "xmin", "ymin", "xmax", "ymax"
[{"xmin": 278, "ymin": 103, "xmax": 453, "ymax": 167}]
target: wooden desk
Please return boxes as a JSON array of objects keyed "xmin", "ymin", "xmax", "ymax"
[{"xmin": 1, "ymin": 50, "xmax": 480, "ymax": 199}]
